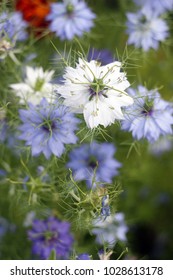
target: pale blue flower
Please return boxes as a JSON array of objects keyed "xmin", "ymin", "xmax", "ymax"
[
  {"xmin": 121, "ymin": 86, "xmax": 173, "ymax": 143},
  {"xmin": 133, "ymin": 0, "xmax": 173, "ymax": 15},
  {"xmin": 67, "ymin": 142, "xmax": 121, "ymax": 188},
  {"xmin": 148, "ymin": 136, "xmax": 173, "ymax": 155},
  {"xmin": 47, "ymin": 0, "xmax": 96, "ymax": 40},
  {"xmin": 126, "ymin": 8, "xmax": 169, "ymax": 51},
  {"xmin": 18, "ymin": 98, "xmax": 79, "ymax": 159},
  {"xmin": 0, "ymin": 11, "xmax": 28, "ymax": 41},
  {"xmin": 92, "ymin": 212, "xmax": 128, "ymax": 248}
]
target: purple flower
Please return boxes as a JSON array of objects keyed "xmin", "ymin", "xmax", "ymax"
[
  {"xmin": 18, "ymin": 98, "xmax": 79, "ymax": 159},
  {"xmin": 133, "ymin": 0, "xmax": 173, "ymax": 15},
  {"xmin": 76, "ymin": 253, "xmax": 91, "ymax": 260},
  {"xmin": 87, "ymin": 48, "xmax": 114, "ymax": 65},
  {"xmin": 126, "ymin": 8, "xmax": 169, "ymax": 51},
  {"xmin": 47, "ymin": 0, "xmax": 96, "ymax": 40},
  {"xmin": 121, "ymin": 85, "xmax": 173, "ymax": 143},
  {"xmin": 27, "ymin": 216, "xmax": 74, "ymax": 259},
  {"xmin": 67, "ymin": 142, "xmax": 121, "ymax": 188},
  {"xmin": 0, "ymin": 11, "xmax": 28, "ymax": 42}
]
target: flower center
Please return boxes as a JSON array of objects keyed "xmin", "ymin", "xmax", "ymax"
[
  {"xmin": 42, "ymin": 119, "xmax": 56, "ymax": 133},
  {"xmin": 139, "ymin": 15, "xmax": 147, "ymax": 24},
  {"xmin": 139, "ymin": 15, "xmax": 150, "ymax": 31},
  {"xmin": 43, "ymin": 230, "xmax": 58, "ymax": 242},
  {"xmin": 89, "ymin": 78, "xmax": 107, "ymax": 100},
  {"xmin": 66, "ymin": 3, "xmax": 74, "ymax": 15},
  {"xmin": 34, "ymin": 78, "xmax": 45, "ymax": 91},
  {"xmin": 88, "ymin": 156, "xmax": 98, "ymax": 169},
  {"xmin": 141, "ymin": 100, "xmax": 153, "ymax": 116}
]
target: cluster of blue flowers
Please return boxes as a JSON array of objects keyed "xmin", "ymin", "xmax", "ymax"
[
  {"xmin": 0, "ymin": 0, "xmax": 96, "ymax": 42},
  {"xmin": 1, "ymin": 0, "xmax": 173, "ymax": 261},
  {"xmin": 126, "ymin": 0, "xmax": 173, "ymax": 51}
]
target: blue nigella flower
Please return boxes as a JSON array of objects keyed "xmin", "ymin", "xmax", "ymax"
[
  {"xmin": 67, "ymin": 142, "xmax": 121, "ymax": 188},
  {"xmin": 92, "ymin": 212, "xmax": 128, "ymax": 248},
  {"xmin": 0, "ymin": 11, "xmax": 28, "ymax": 42},
  {"xmin": 18, "ymin": 98, "xmax": 80, "ymax": 159},
  {"xmin": 27, "ymin": 216, "xmax": 74, "ymax": 259},
  {"xmin": 121, "ymin": 85, "xmax": 173, "ymax": 143},
  {"xmin": 47, "ymin": 0, "xmax": 96, "ymax": 40},
  {"xmin": 126, "ymin": 8, "xmax": 169, "ymax": 51},
  {"xmin": 133, "ymin": 0, "xmax": 173, "ymax": 15}
]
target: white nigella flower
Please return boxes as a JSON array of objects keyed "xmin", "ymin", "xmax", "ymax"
[
  {"xmin": 10, "ymin": 66, "xmax": 55, "ymax": 105},
  {"xmin": 56, "ymin": 58, "xmax": 133, "ymax": 129}
]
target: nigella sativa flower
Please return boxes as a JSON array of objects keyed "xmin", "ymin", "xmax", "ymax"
[
  {"xmin": 10, "ymin": 66, "xmax": 55, "ymax": 105},
  {"xmin": 67, "ymin": 142, "xmax": 121, "ymax": 188},
  {"xmin": 0, "ymin": 11, "xmax": 28, "ymax": 42},
  {"xmin": 18, "ymin": 98, "xmax": 79, "ymax": 159},
  {"xmin": 121, "ymin": 85, "xmax": 173, "ymax": 143},
  {"xmin": 27, "ymin": 216, "xmax": 74, "ymax": 259},
  {"xmin": 56, "ymin": 58, "xmax": 133, "ymax": 129},
  {"xmin": 133, "ymin": 0, "xmax": 173, "ymax": 15},
  {"xmin": 92, "ymin": 212, "xmax": 128, "ymax": 248},
  {"xmin": 47, "ymin": 0, "xmax": 96, "ymax": 40},
  {"xmin": 126, "ymin": 8, "xmax": 169, "ymax": 51}
]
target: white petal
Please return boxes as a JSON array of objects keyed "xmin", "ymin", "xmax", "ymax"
[
  {"xmin": 99, "ymin": 61, "xmax": 122, "ymax": 79},
  {"xmin": 83, "ymin": 98, "xmax": 115, "ymax": 129},
  {"xmin": 10, "ymin": 83, "xmax": 32, "ymax": 93},
  {"xmin": 105, "ymin": 92, "xmax": 134, "ymax": 108}
]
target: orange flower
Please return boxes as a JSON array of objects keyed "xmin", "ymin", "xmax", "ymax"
[{"xmin": 15, "ymin": 0, "xmax": 54, "ymax": 29}]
